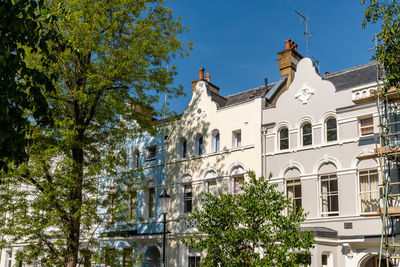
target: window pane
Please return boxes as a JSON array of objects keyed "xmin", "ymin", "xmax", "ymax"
[
  {"xmin": 215, "ymin": 133, "xmax": 220, "ymax": 152},
  {"xmin": 303, "ymin": 123, "xmax": 312, "ymax": 134},
  {"xmin": 303, "ymin": 134, "xmax": 312, "ymax": 146},
  {"xmin": 198, "ymin": 137, "xmax": 203, "ymax": 155},
  {"xmin": 234, "ymin": 176, "xmax": 244, "ymax": 194},
  {"xmin": 359, "ymin": 169, "xmax": 379, "ymax": 213},
  {"xmin": 280, "ymin": 128, "xmax": 288, "ymax": 138},
  {"xmin": 280, "ymin": 128, "xmax": 289, "ymax": 149},
  {"xmin": 329, "ymin": 195, "xmax": 339, "ymax": 212},
  {"xmin": 189, "ymin": 256, "xmax": 200, "ymax": 267},
  {"xmin": 236, "ymin": 132, "xmax": 241, "ymax": 147},
  {"xmin": 321, "ymin": 175, "xmax": 338, "ymax": 216},
  {"xmin": 327, "ymin": 118, "xmax": 336, "ymax": 129},
  {"xmin": 149, "ymin": 188, "xmax": 155, "ymax": 218},
  {"xmin": 329, "ymin": 179, "xmax": 338, "ymax": 193},
  {"xmin": 294, "ymin": 198, "xmax": 302, "ymax": 212},
  {"xmin": 326, "ymin": 118, "xmax": 337, "ymax": 142},
  {"xmin": 360, "ymin": 117, "xmax": 373, "ymax": 127},
  {"xmin": 302, "ymin": 124, "xmax": 312, "ymax": 146},
  {"xmin": 184, "ymin": 185, "xmax": 192, "ymax": 213},
  {"xmin": 208, "ymin": 180, "xmax": 217, "ymax": 195},
  {"xmin": 295, "ymin": 184, "xmax": 301, "ymax": 198}
]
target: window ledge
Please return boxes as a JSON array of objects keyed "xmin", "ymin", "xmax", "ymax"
[
  {"xmin": 358, "ymin": 134, "xmax": 376, "ymax": 141},
  {"xmin": 145, "ymin": 157, "xmax": 156, "ymax": 162}
]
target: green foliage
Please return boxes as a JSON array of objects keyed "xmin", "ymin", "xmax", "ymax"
[
  {"xmin": 183, "ymin": 171, "xmax": 314, "ymax": 267},
  {"xmin": 362, "ymin": 0, "xmax": 400, "ymax": 89},
  {"xmin": 0, "ymin": 0, "xmax": 190, "ymax": 266},
  {"xmin": 0, "ymin": 0, "xmax": 61, "ymax": 170}
]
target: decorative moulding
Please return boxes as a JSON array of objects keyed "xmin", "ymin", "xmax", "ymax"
[{"xmin": 295, "ymin": 83, "xmax": 314, "ymax": 104}]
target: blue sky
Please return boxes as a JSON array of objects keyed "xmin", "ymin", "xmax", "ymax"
[{"xmin": 163, "ymin": 0, "xmax": 380, "ymax": 114}]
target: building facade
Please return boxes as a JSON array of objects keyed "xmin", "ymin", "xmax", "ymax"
[
  {"xmin": 119, "ymin": 41, "xmax": 386, "ymax": 267},
  {"xmin": 262, "ymin": 49, "xmax": 384, "ymax": 266}
]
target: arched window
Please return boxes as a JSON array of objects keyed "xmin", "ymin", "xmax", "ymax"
[
  {"xmin": 194, "ymin": 134, "xmax": 204, "ymax": 156},
  {"xmin": 211, "ymin": 130, "xmax": 220, "ymax": 153},
  {"xmin": 319, "ymin": 163, "xmax": 338, "ymax": 217},
  {"xmin": 326, "ymin": 118, "xmax": 337, "ymax": 142},
  {"xmin": 279, "ymin": 127, "xmax": 289, "ymax": 150},
  {"xmin": 285, "ymin": 168, "xmax": 302, "ymax": 213},
  {"xmin": 133, "ymin": 149, "xmax": 140, "ymax": 169},
  {"xmin": 302, "ymin": 123, "xmax": 312, "ymax": 146},
  {"xmin": 179, "ymin": 137, "xmax": 187, "ymax": 158},
  {"xmin": 143, "ymin": 180, "xmax": 156, "ymax": 219}
]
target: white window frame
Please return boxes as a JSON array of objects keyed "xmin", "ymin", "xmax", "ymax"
[
  {"xmin": 359, "ymin": 115, "xmax": 374, "ymax": 136},
  {"xmin": 286, "ymin": 179, "xmax": 302, "ymax": 212},
  {"xmin": 359, "ymin": 168, "xmax": 379, "ymax": 214},
  {"xmin": 207, "ymin": 179, "xmax": 217, "ymax": 196},
  {"xmin": 211, "ymin": 130, "xmax": 220, "ymax": 153},
  {"xmin": 279, "ymin": 127, "xmax": 289, "ymax": 150},
  {"xmin": 325, "ymin": 117, "xmax": 337, "ymax": 142},
  {"xmin": 146, "ymin": 145, "xmax": 157, "ymax": 161},
  {"xmin": 179, "ymin": 137, "xmax": 187, "ymax": 158},
  {"xmin": 233, "ymin": 174, "xmax": 244, "ymax": 194},
  {"xmin": 148, "ymin": 187, "xmax": 156, "ymax": 218},
  {"xmin": 301, "ymin": 122, "xmax": 312, "ymax": 146},
  {"xmin": 232, "ymin": 130, "xmax": 242, "ymax": 148},
  {"xmin": 320, "ymin": 173, "xmax": 339, "ymax": 217},
  {"xmin": 194, "ymin": 134, "xmax": 204, "ymax": 156},
  {"xmin": 184, "ymin": 184, "xmax": 193, "ymax": 214}
]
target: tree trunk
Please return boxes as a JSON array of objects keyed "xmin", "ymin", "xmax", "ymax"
[{"xmin": 64, "ymin": 143, "xmax": 84, "ymax": 267}]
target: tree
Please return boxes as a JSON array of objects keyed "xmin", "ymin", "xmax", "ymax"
[
  {"xmin": 362, "ymin": 0, "xmax": 400, "ymax": 89},
  {"xmin": 0, "ymin": 0, "xmax": 191, "ymax": 266},
  {"xmin": 183, "ymin": 171, "xmax": 314, "ymax": 266},
  {"xmin": 0, "ymin": 0, "xmax": 61, "ymax": 170}
]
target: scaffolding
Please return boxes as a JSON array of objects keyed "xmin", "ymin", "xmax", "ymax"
[{"xmin": 376, "ymin": 67, "xmax": 400, "ymax": 266}]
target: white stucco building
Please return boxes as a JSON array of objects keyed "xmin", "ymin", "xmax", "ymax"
[{"xmin": 262, "ymin": 41, "xmax": 385, "ymax": 266}]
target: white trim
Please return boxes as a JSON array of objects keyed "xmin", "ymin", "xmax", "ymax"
[
  {"xmin": 313, "ymin": 156, "xmax": 341, "ymax": 174},
  {"xmin": 279, "ymin": 161, "xmax": 305, "ymax": 177}
]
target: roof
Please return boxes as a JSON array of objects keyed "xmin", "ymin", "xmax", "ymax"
[
  {"xmin": 218, "ymin": 84, "xmax": 271, "ymax": 108},
  {"xmin": 265, "ymin": 75, "xmax": 288, "ymax": 101},
  {"xmin": 323, "ymin": 61, "xmax": 381, "ymax": 91}
]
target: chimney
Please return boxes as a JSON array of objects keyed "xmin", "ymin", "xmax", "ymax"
[
  {"xmin": 278, "ymin": 39, "xmax": 303, "ymax": 89},
  {"xmin": 205, "ymin": 72, "xmax": 210, "ymax": 82},
  {"xmin": 199, "ymin": 68, "xmax": 205, "ymax": 80},
  {"xmin": 191, "ymin": 68, "xmax": 220, "ymax": 95},
  {"xmin": 192, "ymin": 68, "xmax": 205, "ymax": 92}
]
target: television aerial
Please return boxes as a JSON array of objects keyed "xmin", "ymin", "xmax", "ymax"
[{"xmin": 295, "ymin": 10, "xmax": 310, "ymax": 57}]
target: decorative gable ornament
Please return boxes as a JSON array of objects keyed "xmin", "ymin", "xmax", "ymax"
[
  {"xmin": 295, "ymin": 84, "xmax": 314, "ymax": 104},
  {"xmin": 194, "ymin": 105, "xmax": 205, "ymax": 118}
]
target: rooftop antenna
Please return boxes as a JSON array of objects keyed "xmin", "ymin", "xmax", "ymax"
[
  {"xmin": 295, "ymin": 10, "xmax": 310, "ymax": 57},
  {"xmin": 164, "ymin": 63, "xmax": 168, "ymax": 119},
  {"xmin": 311, "ymin": 56, "xmax": 320, "ymax": 74}
]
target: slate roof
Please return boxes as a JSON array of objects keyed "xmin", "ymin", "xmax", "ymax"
[
  {"xmin": 323, "ymin": 61, "xmax": 381, "ymax": 91},
  {"xmin": 217, "ymin": 84, "xmax": 272, "ymax": 108}
]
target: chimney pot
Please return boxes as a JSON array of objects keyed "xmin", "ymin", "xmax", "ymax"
[
  {"xmin": 325, "ymin": 71, "xmax": 330, "ymax": 75},
  {"xmin": 205, "ymin": 72, "xmax": 210, "ymax": 82},
  {"xmin": 199, "ymin": 68, "xmax": 205, "ymax": 80},
  {"xmin": 285, "ymin": 39, "xmax": 291, "ymax": 50}
]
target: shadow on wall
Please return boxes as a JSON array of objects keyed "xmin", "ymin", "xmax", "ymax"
[{"xmin": 166, "ymin": 83, "xmax": 231, "ymax": 234}]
